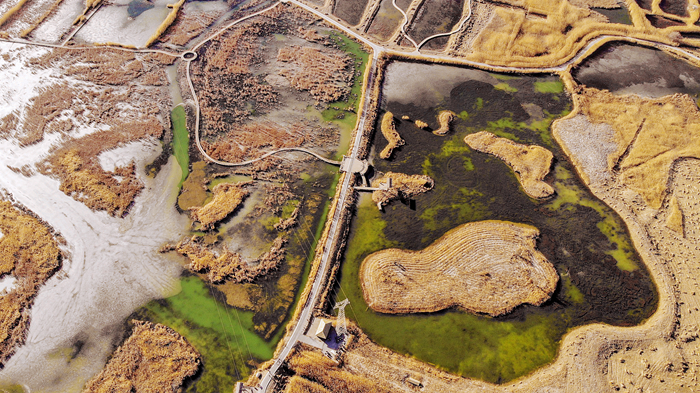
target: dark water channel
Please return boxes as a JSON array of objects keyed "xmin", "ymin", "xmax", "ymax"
[{"xmin": 334, "ymin": 62, "xmax": 658, "ymax": 383}]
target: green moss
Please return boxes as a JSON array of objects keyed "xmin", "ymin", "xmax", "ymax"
[
  {"xmin": 171, "ymin": 105, "xmax": 189, "ymax": 187},
  {"xmin": 475, "ymin": 97, "xmax": 484, "ymax": 111},
  {"xmin": 548, "ymin": 167, "xmax": 638, "ymax": 272},
  {"xmin": 534, "ymin": 81, "xmax": 564, "ymax": 94},
  {"xmin": 458, "ymin": 110, "xmax": 469, "ymax": 120},
  {"xmin": 493, "ymin": 74, "xmax": 520, "ymax": 80},
  {"xmin": 561, "ymin": 274, "xmax": 585, "ymax": 304},
  {"xmin": 494, "ymin": 82, "xmax": 518, "ymax": 93}
]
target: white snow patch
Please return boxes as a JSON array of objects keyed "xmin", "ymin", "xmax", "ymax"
[
  {"xmin": 98, "ymin": 138, "xmax": 161, "ymax": 172},
  {"xmin": 0, "ymin": 276, "xmax": 16, "ymax": 294},
  {"xmin": 75, "ymin": 4, "xmax": 171, "ymax": 48}
]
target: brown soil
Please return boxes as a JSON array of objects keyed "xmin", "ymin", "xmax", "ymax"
[
  {"xmin": 360, "ymin": 220, "xmax": 558, "ymax": 316},
  {"xmin": 371, "ymin": 171, "xmax": 433, "ymax": 209},
  {"xmin": 278, "ymin": 45, "xmax": 353, "ymax": 103},
  {"xmin": 433, "ymin": 109, "xmax": 456, "ymax": 135},
  {"xmin": 0, "ymin": 201, "xmax": 61, "ymax": 367},
  {"xmin": 378, "ymin": 112, "xmax": 404, "ymax": 159},
  {"xmin": 82, "ymin": 320, "xmax": 200, "ymax": 393},
  {"xmin": 571, "ymin": 87, "xmax": 700, "ymax": 209},
  {"xmin": 177, "ymin": 161, "xmax": 208, "ymax": 211},
  {"xmin": 464, "ymin": 131, "xmax": 554, "ymax": 199},
  {"xmin": 190, "ymin": 181, "xmax": 250, "ymax": 230},
  {"xmin": 172, "ymin": 236, "xmax": 287, "ymax": 284}
]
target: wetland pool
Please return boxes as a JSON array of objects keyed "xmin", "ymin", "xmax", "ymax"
[
  {"xmin": 573, "ymin": 42, "xmax": 700, "ymax": 99},
  {"xmin": 333, "ymin": 62, "xmax": 658, "ymax": 383}
]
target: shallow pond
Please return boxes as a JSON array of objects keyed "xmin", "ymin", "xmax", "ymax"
[
  {"xmin": 573, "ymin": 42, "xmax": 700, "ymax": 99},
  {"xmin": 334, "ymin": 61, "xmax": 658, "ymax": 383}
]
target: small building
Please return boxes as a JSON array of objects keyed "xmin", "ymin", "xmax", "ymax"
[
  {"xmin": 406, "ymin": 377, "xmax": 423, "ymax": 387},
  {"xmin": 313, "ymin": 318, "xmax": 332, "ymax": 340}
]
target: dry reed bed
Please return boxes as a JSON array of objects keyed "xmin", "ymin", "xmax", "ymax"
[
  {"xmin": 567, "ymin": 87, "xmax": 700, "ymax": 209},
  {"xmin": 463, "ymin": 0, "xmax": 700, "ymax": 67},
  {"xmin": 464, "ymin": 131, "xmax": 554, "ymax": 199},
  {"xmin": 190, "ymin": 182, "xmax": 250, "ymax": 230},
  {"xmin": 378, "ymin": 111, "xmax": 404, "ymax": 159},
  {"xmin": 371, "ymin": 171, "xmax": 434, "ymax": 209},
  {"xmin": 285, "ymin": 347, "xmax": 393, "ymax": 393},
  {"xmin": 0, "ymin": 201, "xmax": 61, "ymax": 367},
  {"xmin": 278, "ymin": 45, "xmax": 353, "ymax": 103},
  {"xmin": 82, "ymin": 320, "xmax": 200, "ymax": 392},
  {"xmin": 171, "ymin": 236, "xmax": 287, "ymax": 283},
  {"xmin": 360, "ymin": 220, "xmax": 558, "ymax": 316}
]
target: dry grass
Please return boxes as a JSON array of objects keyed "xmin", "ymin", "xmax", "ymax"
[
  {"xmin": 0, "ymin": 201, "xmax": 60, "ymax": 367},
  {"xmin": 378, "ymin": 112, "xmax": 404, "ymax": 159},
  {"xmin": 53, "ymin": 150, "xmax": 143, "ymax": 217},
  {"xmin": 464, "ymin": 131, "xmax": 554, "ymax": 199},
  {"xmin": 16, "ymin": 83, "xmax": 73, "ymax": 146},
  {"xmin": 277, "ymin": 45, "xmax": 353, "ymax": 103},
  {"xmin": 174, "ymin": 236, "xmax": 287, "ymax": 283},
  {"xmin": 190, "ymin": 182, "xmax": 250, "ymax": 230},
  {"xmin": 360, "ymin": 220, "xmax": 558, "ymax": 316},
  {"xmin": 285, "ymin": 375, "xmax": 331, "ymax": 393},
  {"xmin": 82, "ymin": 320, "xmax": 200, "ymax": 393},
  {"xmin": 286, "ymin": 348, "xmax": 393, "ymax": 393},
  {"xmin": 572, "ymin": 87, "xmax": 700, "ymax": 209},
  {"xmin": 433, "ymin": 110, "xmax": 456, "ymax": 136},
  {"xmin": 371, "ymin": 172, "xmax": 434, "ymax": 209}
]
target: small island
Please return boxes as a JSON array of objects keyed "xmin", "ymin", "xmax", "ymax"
[
  {"xmin": 464, "ymin": 131, "xmax": 554, "ymax": 199},
  {"xmin": 360, "ymin": 220, "xmax": 558, "ymax": 316}
]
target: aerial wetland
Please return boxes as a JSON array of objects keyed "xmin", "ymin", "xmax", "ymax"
[
  {"xmin": 124, "ymin": 10, "xmax": 370, "ymax": 392},
  {"xmin": 334, "ymin": 61, "xmax": 658, "ymax": 383}
]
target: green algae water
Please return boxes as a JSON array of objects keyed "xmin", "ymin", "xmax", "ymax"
[
  {"xmin": 171, "ymin": 105, "xmax": 189, "ymax": 186},
  {"xmin": 333, "ymin": 62, "xmax": 657, "ymax": 384}
]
